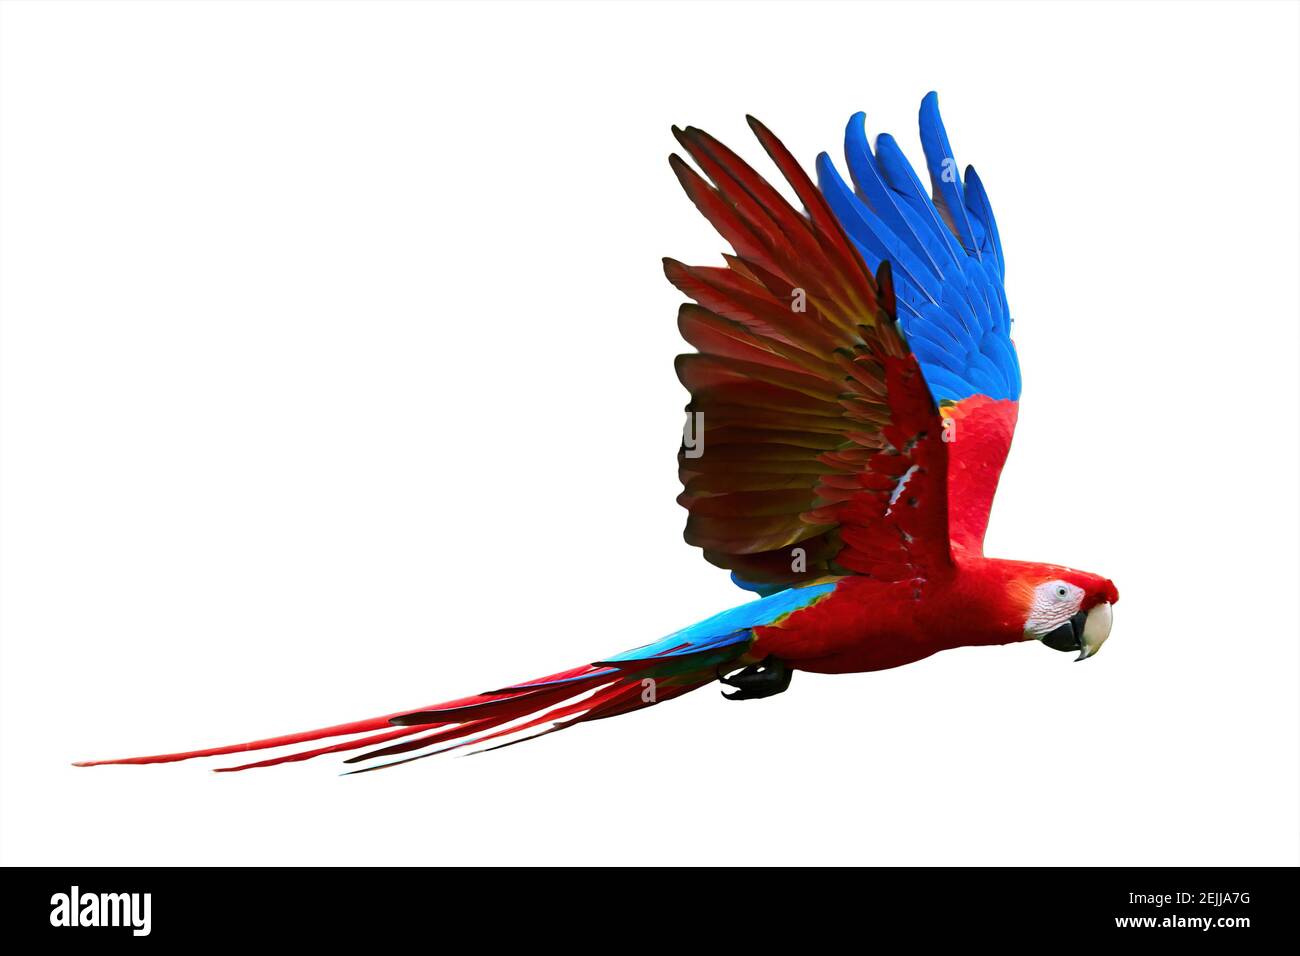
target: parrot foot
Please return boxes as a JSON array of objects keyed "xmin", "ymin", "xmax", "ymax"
[{"xmin": 718, "ymin": 656, "xmax": 792, "ymax": 701}]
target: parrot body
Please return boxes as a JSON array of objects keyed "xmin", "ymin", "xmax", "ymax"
[
  {"xmin": 755, "ymin": 560, "xmax": 1117, "ymax": 677},
  {"xmin": 79, "ymin": 93, "xmax": 1118, "ymax": 773}
]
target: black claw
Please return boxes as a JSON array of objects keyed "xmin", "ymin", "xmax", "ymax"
[{"xmin": 719, "ymin": 656, "xmax": 793, "ymax": 701}]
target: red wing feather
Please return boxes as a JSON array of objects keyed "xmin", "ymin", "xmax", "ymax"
[{"xmin": 668, "ymin": 122, "xmax": 955, "ymax": 590}]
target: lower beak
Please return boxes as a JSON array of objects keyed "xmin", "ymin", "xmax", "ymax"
[{"xmin": 1041, "ymin": 603, "xmax": 1114, "ymax": 661}]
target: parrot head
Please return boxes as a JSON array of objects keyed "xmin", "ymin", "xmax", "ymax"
[{"xmin": 1013, "ymin": 567, "xmax": 1119, "ymax": 661}]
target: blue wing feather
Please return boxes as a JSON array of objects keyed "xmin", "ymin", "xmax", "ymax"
[
  {"xmin": 918, "ymin": 91, "xmax": 979, "ymax": 257},
  {"xmin": 841, "ymin": 114, "xmax": 947, "ymax": 285},
  {"xmin": 817, "ymin": 153, "xmax": 941, "ymax": 306},
  {"xmin": 963, "ymin": 166, "xmax": 1004, "ymax": 279},
  {"xmin": 873, "ymin": 134, "xmax": 966, "ymax": 271},
  {"xmin": 817, "ymin": 93, "xmax": 1021, "ymax": 405}
]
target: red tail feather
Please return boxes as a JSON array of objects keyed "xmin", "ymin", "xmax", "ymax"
[{"xmin": 76, "ymin": 656, "xmax": 728, "ymax": 773}]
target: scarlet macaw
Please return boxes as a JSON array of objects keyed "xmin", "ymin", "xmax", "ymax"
[{"xmin": 79, "ymin": 93, "xmax": 1117, "ymax": 773}]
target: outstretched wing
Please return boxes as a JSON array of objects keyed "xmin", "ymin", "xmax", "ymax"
[
  {"xmin": 666, "ymin": 117, "xmax": 954, "ymax": 593},
  {"xmin": 816, "ymin": 93, "xmax": 1020, "ymax": 556}
]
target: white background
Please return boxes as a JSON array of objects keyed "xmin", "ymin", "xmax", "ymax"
[{"xmin": 3, "ymin": 0, "xmax": 1298, "ymax": 866}]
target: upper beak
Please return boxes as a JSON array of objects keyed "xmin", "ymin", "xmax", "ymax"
[
  {"xmin": 1041, "ymin": 602, "xmax": 1114, "ymax": 661},
  {"xmin": 1077, "ymin": 602, "xmax": 1113, "ymax": 661}
]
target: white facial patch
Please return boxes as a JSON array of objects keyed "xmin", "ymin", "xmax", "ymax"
[{"xmin": 1024, "ymin": 579, "xmax": 1085, "ymax": 637}]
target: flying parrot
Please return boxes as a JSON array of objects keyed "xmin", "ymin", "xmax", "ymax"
[{"xmin": 78, "ymin": 93, "xmax": 1118, "ymax": 773}]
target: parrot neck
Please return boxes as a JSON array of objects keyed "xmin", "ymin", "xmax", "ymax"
[{"xmin": 936, "ymin": 556, "xmax": 1046, "ymax": 649}]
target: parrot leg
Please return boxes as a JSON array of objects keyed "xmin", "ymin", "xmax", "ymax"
[{"xmin": 718, "ymin": 656, "xmax": 792, "ymax": 701}]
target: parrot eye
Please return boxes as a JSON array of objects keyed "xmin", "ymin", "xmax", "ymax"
[{"xmin": 1054, "ymin": 584, "xmax": 1069, "ymax": 600}]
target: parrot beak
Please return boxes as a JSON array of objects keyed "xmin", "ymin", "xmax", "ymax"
[
  {"xmin": 1076, "ymin": 601, "xmax": 1113, "ymax": 661},
  {"xmin": 1040, "ymin": 602, "xmax": 1113, "ymax": 661}
]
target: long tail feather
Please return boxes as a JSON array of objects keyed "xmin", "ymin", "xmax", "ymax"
[{"xmin": 75, "ymin": 643, "xmax": 748, "ymax": 773}]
